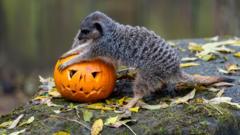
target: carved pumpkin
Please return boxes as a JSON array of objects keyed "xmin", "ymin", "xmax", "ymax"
[{"xmin": 54, "ymin": 55, "xmax": 116, "ymax": 102}]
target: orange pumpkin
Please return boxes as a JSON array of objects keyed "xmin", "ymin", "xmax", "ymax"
[{"xmin": 53, "ymin": 55, "xmax": 116, "ymax": 102}]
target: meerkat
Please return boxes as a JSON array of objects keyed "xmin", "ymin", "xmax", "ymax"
[{"xmin": 58, "ymin": 11, "xmax": 234, "ymax": 109}]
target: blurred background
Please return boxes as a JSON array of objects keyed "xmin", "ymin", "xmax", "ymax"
[{"xmin": 0, "ymin": 0, "xmax": 240, "ymax": 115}]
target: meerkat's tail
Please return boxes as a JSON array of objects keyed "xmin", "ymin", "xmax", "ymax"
[{"xmin": 180, "ymin": 72, "xmax": 235, "ymax": 86}]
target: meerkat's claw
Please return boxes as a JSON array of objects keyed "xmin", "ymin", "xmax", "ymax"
[{"xmin": 58, "ymin": 63, "xmax": 68, "ymax": 72}]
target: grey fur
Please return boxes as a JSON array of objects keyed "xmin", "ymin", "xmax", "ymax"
[{"xmin": 61, "ymin": 11, "xmax": 183, "ymax": 97}]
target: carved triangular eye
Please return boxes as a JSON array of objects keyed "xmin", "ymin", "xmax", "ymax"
[
  {"xmin": 69, "ymin": 70, "xmax": 77, "ymax": 78},
  {"xmin": 91, "ymin": 71, "xmax": 100, "ymax": 78}
]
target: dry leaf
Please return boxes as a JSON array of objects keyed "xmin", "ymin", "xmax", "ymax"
[
  {"xmin": 0, "ymin": 121, "xmax": 12, "ymax": 128},
  {"xmin": 188, "ymin": 42, "xmax": 203, "ymax": 52},
  {"xmin": 189, "ymin": 39, "xmax": 240, "ymax": 61},
  {"xmin": 128, "ymin": 107, "xmax": 139, "ymax": 112},
  {"xmin": 8, "ymin": 114, "xmax": 24, "ymax": 129},
  {"xmin": 234, "ymin": 52, "xmax": 240, "ymax": 58},
  {"xmin": 48, "ymin": 88, "xmax": 62, "ymax": 98},
  {"xmin": 91, "ymin": 119, "xmax": 103, "ymax": 135},
  {"xmin": 86, "ymin": 103, "xmax": 113, "ymax": 111},
  {"xmin": 39, "ymin": 76, "xmax": 55, "ymax": 91},
  {"xmin": 139, "ymin": 102, "xmax": 169, "ymax": 110},
  {"xmin": 181, "ymin": 57, "xmax": 197, "ymax": 62},
  {"xmin": 53, "ymin": 110, "xmax": 61, "ymax": 114},
  {"xmin": 217, "ymin": 68, "xmax": 229, "ymax": 74},
  {"xmin": 226, "ymin": 64, "xmax": 240, "ymax": 72},
  {"xmin": 104, "ymin": 116, "xmax": 119, "ymax": 126},
  {"xmin": 19, "ymin": 116, "xmax": 34, "ymax": 127},
  {"xmin": 117, "ymin": 97, "xmax": 126, "ymax": 106},
  {"xmin": 170, "ymin": 89, "xmax": 196, "ymax": 105},
  {"xmin": 180, "ymin": 62, "xmax": 199, "ymax": 68},
  {"xmin": 204, "ymin": 97, "xmax": 240, "ymax": 109},
  {"xmin": 9, "ymin": 129, "xmax": 26, "ymax": 135},
  {"xmin": 83, "ymin": 110, "xmax": 93, "ymax": 122},
  {"xmin": 53, "ymin": 131, "xmax": 70, "ymax": 135},
  {"xmin": 216, "ymin": 89, "xmax": 224, "ymax": 97},
  {"xmin": 212, "ymin": 82, "xmax": 235, "ymax": 87}
]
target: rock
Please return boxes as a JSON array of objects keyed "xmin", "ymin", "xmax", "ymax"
[{"xmin": 0, "ymin": 37, "xmax": 240, "ymax": 135}]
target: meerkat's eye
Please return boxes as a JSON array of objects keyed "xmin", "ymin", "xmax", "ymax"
[{"xmin": 81, "ymin": 29, "xmax": 90, "ymax": 35}]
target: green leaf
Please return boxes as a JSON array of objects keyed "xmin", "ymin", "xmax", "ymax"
[
  {"xmin": 83, "ymin": 110, "xmax": 93, "ymax": 122},
  {"xmin": 19, "ymin": 116, "xmax": 34, "ymax": 127},
  {"xmin": 104, "ymin": 116, "xmax": 119, "ymax": 126},
  {"xmin": 180, "ymin": 62, "xmax": 199, "ymax": 68}
]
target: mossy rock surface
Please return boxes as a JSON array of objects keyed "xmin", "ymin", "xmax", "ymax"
[{"xmin": 1, "ymin": 37, "xmax": 240, "ymax": 135}]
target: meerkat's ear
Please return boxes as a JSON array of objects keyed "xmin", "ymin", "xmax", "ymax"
[{"xmin": 94, "ymin": 22, "xmax": 103, "ymax": 35}]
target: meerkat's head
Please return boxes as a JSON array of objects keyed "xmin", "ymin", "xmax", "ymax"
[{"xmin": 72, "ymin": 11, "xmax": 115, "ymax": 48}]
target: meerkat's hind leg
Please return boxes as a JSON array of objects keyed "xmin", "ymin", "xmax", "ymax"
[{"xmin": 123, "ymin": 72, "xmax": 165, "ymax": 110}]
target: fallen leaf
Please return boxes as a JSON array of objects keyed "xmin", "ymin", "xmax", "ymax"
[
  {"xmin": 213, "ymin": 82, "xmax": 235, "ymax": 87},
  {"xmin": 208, "ymin": 87, "xmax": 221, "ymax": 92},
  {"xmin": 170, "ymin": 89, "xmax": 196, "ymax": 105},
  {"xmin": 86, "ymin": 103, "xmax": 113, "ymax": 111},
  {"xmin": 234, "ymin": 52, "xmax": 240, "ymax": 58},
  {"xmin": 39, "ymin": 76, "xmax": 55, "ymax": 91},
  {"xmin": 139, "ymin": 102, "xmax": 169, "ymax": 110},
  {"xmin": 83, "ymin": 110, "xmax": 93, "ymax": 122},
  {"xmin": 216, "ymin": 89, "xmax": 225, "ymax": 97},
  {"xmin": 111, "ymin": 119, "xmax": 136, "ymax": 128},
  {"xmin": 226, "ymin": 64, "xmax": 240, "ymax": 72},
  {"xmin": 188, "ymin": 42, "xmax": 203, "ymax": 52},
  {"xmin": 9, "ymin": 129, "xmax": 26, "ymax": 135},
  {"xmin": 53, "ymin": 131, "xmax": 70, "ymax": 135},
  {"xmin": 117, "ymin": 97, "xmax": 126, "ymax": 106},
  {"xmin": 48, "ymin": 88, "xmax": 62, "ymax": 98},
  {"xmin": 8, "ymin": 114, "xmax": 24, "ymax": 129},
  {"xmin": 128, "ymin": 107, "xmax": 139, "ymax": 112},
  {"xmin": 53, "ymin": 110, "xmax": 61, "ymax": 114},
  {"xmin": 189, "ymin": 39, "xmax": 240, "ymax": 61},
  {"xmin": 217, "ymin": 68, "xmax": 229, "ymax": 74},
  {"xmin": 204, "ymin": 97, "xmax": 240, "ymax": 109},
  {"xmin": 200, "ymin": 54, "xmax": 216, "ymax": 61},
  {"xmin": 0, "ymin": 121, "xmax": 12, "ymax": 128},
  {"xmin": 181, "ymin": 57, "xmax": 198, "ymax": 62},
  {"xmin": 180, "ymin": 62, "xmax": 199, "ymax": 68},
  {"xmin": 91, "ymin": 119, "xmax": 103, "ymax": 135},
  {"xmin": 19, "ymin": 116, "xmax": 34, "ymax": 127},
  {"xmin": 104, "ymin": 116, "xmax": 119, "ymax": 126}
]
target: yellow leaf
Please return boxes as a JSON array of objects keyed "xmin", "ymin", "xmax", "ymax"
[
  {"xmin": 33, "ymin": 96, "xmax": 48, "ymax": 100},
  {"xmin": 83, "ymin": 110, "xmax": 93, "ymax": 122},
  {"xmin": 48, "ymin": 88, "xmax": 61, "ymax": 98},
  {"xmin": 128, "ymin": 107, "xmax": 139, "ymax": 112},
  {"xmin": 0, "ymin": 121, "xmax": 12, "ymax": 128},
  {"xmin": 188, "ymin": 42, "xmax": 203, "ymax": 52},
  {"xmin": 181, "ymin": 57, "xmax": 197, "ymax": 62},
  {"xmin": 86, "ymin": 103, "xmax": 113, "ymax": 111},
  {"xmin": 226, "ymin": 64, "xmax": 240, "ymax": 72},
  {"xmin": 104, "ymin": 116, "xmax": 118, "ymax": 126},
  {"xmin": 199, "ymin": 54, "xmax": 216, "ymax": 61},
  {"xmin": 53, "ymin": 131, "xmax": 70, "ymax": 135},
  {"xmin": 234, "ymin": 52, "xmax": 240, "ymax": 58},
  {"xmin": 180, "ymin": 62, "xmax": 199, "ymax": 68},
  {"xmin": 19, "ymin": 116, "xmax": 34, "ymax": 127},
  {"xmin": 8, "ymin": 114, "xmax": 24, "ymax": 129},
  {"xmin": 117, "ymin": 97, "xmax": 126, "ymax": 106},
  {"xmin": 91, "ymin": 119, "xmax": 103, "ymax": 135},
  {"xmin": 170, "ymin": 89, "xmax": 196, "ymax": 105}
]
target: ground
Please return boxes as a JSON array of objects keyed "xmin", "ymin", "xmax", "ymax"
[{"xmin": 0, "ymin": 37, "xmax": 240, "ymax": 135}]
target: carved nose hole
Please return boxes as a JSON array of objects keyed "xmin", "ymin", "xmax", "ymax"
[
  {"xmin": 71, "ymin": 90, "xmax": 76, "ymax": 94},
  {"xmin": 79, "ymin": 88, "xmax": 83, "ymax": 91},
  {"xmin": 69, "ymin": 70, "xmax": 77, "ymax": 78},
  {"xmin": 91, "ymin": 71, "xmax": 100, "ymax": 78}
]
